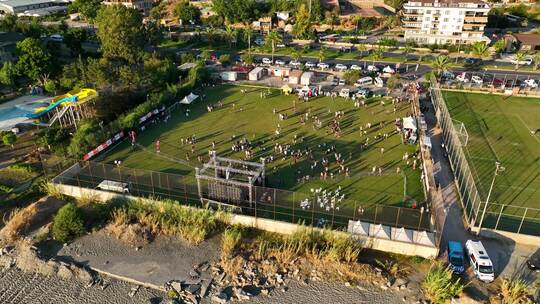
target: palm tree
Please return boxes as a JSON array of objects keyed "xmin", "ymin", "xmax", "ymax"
[
  {"xmin": 318, "ymin": 47, "xmax": 327, "ymax": 63},
  {"xmin": 432, "ymin": 55, "xmax": 451, "ymax": 79},
  {"xmin": 266, "ymin": 30, "xmax": 282, "ymax": 62},
  {"xmin": 470, "ymin": 41, "xmax": 489, "ymax": 60},
  {"xmin": 243, "ymin": 25, "xmax": 253, "ymax": 55},
  {"xmin": 205, "ymin": 27, "xmax": 217, "ymax": 46},
  {"xmin": 534, "ymin": 52, "xmax": 540, "ymax": 70},
  {"xmin": 357, "ymin": 44, "xmax": 367, "ymax": 58},
  {"xmin": 291, "ymin": 47, "xmax": 301, "ymax": 62},
  {"xmin": 403, "ymin": 44, "xmax": 414, "ymax": 62},
  {"xmin": 514, "ymin": 51, "xmax": 527, "ymax": 70},
  {"xmin": 225, "ymin": 25, "xmax": 237, "ymax": 50},
  {"xmin": 371, "ymin": 47, "xmax": 384, "ymax": 65}
]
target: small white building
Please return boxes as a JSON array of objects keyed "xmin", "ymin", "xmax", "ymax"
[
  {"xmin": 268, "ymin": 66, "xmax": 290, "ymax": 78},
  {"xmin": 220, "ymin": 71, "xmax": 237, "ymax": 82},
  {"xmin": 289, "ymin": 70, "xmax": 303, "ymax": 85},
  {"xmin": 300, "ymin": 72, "xmax": 314, "ymax": 86},
  {"xmin": 248, "ymin": 67, "xmax": 265, "ymax": 81}
]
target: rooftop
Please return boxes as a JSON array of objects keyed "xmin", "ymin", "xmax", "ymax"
[
  {"xmin": 404, "ymin": 0, "xmax": 489, "ymax": 8},
  {"xmin": 513, "ymin": 33, "xmax": 540, "ymax": 45},
  {"xmin": 0, "ymin": 0, "xmax": 70, "ymax": 8}
]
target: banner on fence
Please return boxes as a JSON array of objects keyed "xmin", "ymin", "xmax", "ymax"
[{"xmin": 83, "ymin": 131, "xmax": 125, "ymax": 161}]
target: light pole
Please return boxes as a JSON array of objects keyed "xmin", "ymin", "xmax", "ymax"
[{"xmin": 477, "ymin": 161, "xmax": 505, "ymax": 235}]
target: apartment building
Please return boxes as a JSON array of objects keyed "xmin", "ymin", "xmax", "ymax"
[
  {"xmin": 102, "ymin": 0, "xmax": 153, "ymax": 16},
  {"xmin": 401, "ymin": 0, "xmax": 490, "ymax": 45}
]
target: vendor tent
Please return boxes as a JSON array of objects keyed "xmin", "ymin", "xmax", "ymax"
[
  {"xmin": 369, "ymin": 224, "xmax": 391, "ymax": 239},
  {"xmin": 403, "ymin": 116, "xmax": 417, "ymax": 131},
  {"xmin": 391, "ymin": 227, "xmax": 413, "ymax": 243},
  {"xmin": 413, "ymin": 230, "xmax": 436, "ymax": 246},
  {"xmin": 181, "ymin": 93, "xmax": 199, "ymax": 105},
  {"xmin": 347, "ymin": 220, "xmax": 369, "ymax": 236}
]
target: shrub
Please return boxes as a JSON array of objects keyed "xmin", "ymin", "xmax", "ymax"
[
  {"xmin": 2, "ymin": 132, "xmax": 16, "ymax": 148},
  {"xmin": 52, "ymin": 203, "xmax": 85, "ymax": 243},
  {"xmin": 498, "ymin": 278, "xmax": 531, "ymax": 304},
  {"xmin": 221, "ymin": 225, "xmax": 244, "ymax": 257},
  {"xmin": 219, "ymin": 54, "xmax": 230, "ymax": 66},
  {"xmin": 422, "ymin": 262, "xmax": 466, "ymax": 304}
]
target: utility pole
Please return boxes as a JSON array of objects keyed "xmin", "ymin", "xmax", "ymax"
[{"xmin": 477, "ymin": 161, "xmax": 505, "ymax": 235}]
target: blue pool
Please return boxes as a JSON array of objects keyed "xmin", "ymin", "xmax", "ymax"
[{"xmin": 0, "ymin": 95, "xmax": 51, "ymax": 131}]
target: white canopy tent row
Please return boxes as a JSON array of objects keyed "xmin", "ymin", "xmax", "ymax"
[
  {"xmin": 180, "ymin": 93, "xmax": 199, "ymax": 105},
  {"xmin": 347, "ymin": 220, "xmax": 436, "ymax": 246}
]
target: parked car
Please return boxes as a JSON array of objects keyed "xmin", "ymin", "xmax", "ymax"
[
  {"xmin": 456, "ymin": 72, "xmax": 469, "ymax": 83},
  {"xmin": 464, "ymin": 58, "xmax": 481, "ymax": 66},
  {"xmin": 524, "ymin": 79, "xmax": 538, "ymax": 88},
  {"xmin": 471, "ymin": 75, "xmax": 483, "ymax": 84},
  {"xmin": 350, "ymin": 64, "xmax": 362, "ymax": 71},
  {"xmin": 262, "ymin": 58, "xmax": 273, "ymax": 65},
  {"xmin": 289, "ymin": 60, "xmax": 301, "ymax": 67},
  {"xmin": 335, "ymin": 63, "xmax": 348, "ymax": 71},
  {"xmin": 97, "ymin": 180, "xmax": 130, "ymax": 193},
  {"xmin": 526, "ymin": 249, "xmax": 540, "ymax": 272},
  {"xmin": 510, "ymin": 56, "xmax": 534, "ymax": 66},
  {"xmin": 331, "ymin": 77, "xmax": 339, "ymax": 86},
  {"xmin": 447, "ymin": 241, "xmax": 465, "ymax": 274},
  {"xmin": 317, "ymin": 62, "xmax": 330, "ymax": 69},
  {"xmin": 49, "ymin": 34, "xmax": 64, "ymax": 42},
  {"xmin": 355, "ymin": 88, "xmax": 372, "ymax": 98},
  {"xmin": 355, "ymin": 76, "xmax": 373, "ymax": 87},
  {"xmin": 367, "ymin": 65, "xmax": 379, "ymax": 72},
  {"xmin": 441, "ymin": 71, "xmax": 455, "ymax": 80},
  {"xmin": 338, "ymin": 79, "xmax": 346, "ymax": 86},
  {"xmin": 275, "ymin": 59, "xmax": 286, "ymax": 66},
  {"xmin": 305, "ymin": 61, "xmax": 316, "ymax": 68},
  {"xmin": 254, "ymin": 38, "xmax": 265, "ymax": 46},
  {"xmin": 465, "ymin": 240, "xmax": 495, "ymax": 283}
]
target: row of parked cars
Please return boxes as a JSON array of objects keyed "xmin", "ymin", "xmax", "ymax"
[
  {"xmin": 259, "ymin": 58, "xmax": 397, "ymax": 74},
  {"xmin": 448, "ymin": 239, "xmax": 539, "ymax": 283},
  {"xmin": 443, "ymin": 71, "xmax": 539, "ymax": 88}
]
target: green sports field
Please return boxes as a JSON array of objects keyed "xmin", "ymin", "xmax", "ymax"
[
  {"xmin": 443, "ymin": 91, "xmax": 540, "ymax": 212},
  {"xmin": 102, "ymin": 85, "xmax": 424, "ymax": 208}
]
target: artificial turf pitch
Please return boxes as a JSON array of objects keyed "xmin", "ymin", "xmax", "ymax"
[
  {"xmin": 443, "ymin": 91, "xmax": 540, "ymax": 221},
  {"xmin": 102, "ymin": 85, "xmax": 424, "ymax": 209}
]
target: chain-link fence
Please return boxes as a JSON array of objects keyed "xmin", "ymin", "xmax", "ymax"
[
  {"xmin": 44, "ymin": 156, "xmax": 432, "ymax": 232},
  {"xmin": 430, "ymin": 79, "xmax": 540, "ymax": 237}
]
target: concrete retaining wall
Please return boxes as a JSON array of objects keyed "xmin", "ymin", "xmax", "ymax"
[
  {"xmin": 473, "ymin": 227, "xmax": 540, "ymax": 247},
  {"xmin": 53, "ymin": 182, "xmax": 439, "ymax": 259}
]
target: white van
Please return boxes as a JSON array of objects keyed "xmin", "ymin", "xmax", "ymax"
[
  {"xmin": 374, "ymin": 77, "xmax": 384, "ymax": 88},
  {"xmin": 355, "ymin": 76, "xmax": 373, "ymax": 87},
  {"xmin": 465, "ymin": 240, "xmax": 494, "ymax": 282},
  {"xmin": 97, "ymin": 180, "xmax": 130, "ymax": 193}
]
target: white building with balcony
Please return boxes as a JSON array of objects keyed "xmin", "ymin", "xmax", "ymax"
[{"xmin": 401, "ymin": 0, "xmax": 490, "ymax": 45}]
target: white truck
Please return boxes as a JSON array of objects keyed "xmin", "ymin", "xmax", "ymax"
[
  {"xmin": 97, "ymin": 180, "xmax": 130, "ymax": 193},
  {"xmin": 465, "ymin": 240, "xmax": 495, "ymax": 282}
]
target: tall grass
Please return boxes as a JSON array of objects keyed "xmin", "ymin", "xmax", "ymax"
[
  {"xmin": 498, "ymin": 278, "xmax": 532, "ymax": 304},
  {"xmin": 109, "ymin": 198, "xmax": 227, "ymax": 244},
  {"xmin": 221, "ymin": 225, "xmax": 245, "ymax": 258},
  {"xmin": 422, "ymin": 262, "xmax": 466, "ymax": 304},
  {"xmin": 1, "ymin": 204, "xmax": 38, "ymax": 243}
]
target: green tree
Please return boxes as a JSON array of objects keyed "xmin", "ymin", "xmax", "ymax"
[
  {"xmin": 370, "ymin": 47, "xmax": 384, "ymax": 64},
  {"xmin": 0, "ymin": 62, "xmax": 17, "ymax": 88},
  {"xmin": 357, "ymin": 44, "xmax": 367, "ymax": 57},
  {"xmin": 44, "ymin": 80, "xmax": 57, "ymax": 94},
  {"xmin": 52, "ymin": 203, "xmax": 85, "ymax": 243},
  {"xmin": 291, "ymin": 47, "xmax": 301, "ymax": 62},
  {"xmin": 69, "ymin": 0, "xmax": 102, "ymax": 20},
  {"xmin": 403, "ymin": 44, "xmax": 414, "ymax": 62},
  {"xmin": 64, "ymin": 27, "xmax": 87, "ymax": 56},
  {"xmin": 241, "ymin": 53, "xmax": 254, "ymax": 65},
  {"xmin": 342, "ymin": 70, "xmax": 361, "ymax": 85},
  {"xmin": 293, "ymin": 4, "xmax": 313, "ymax": 39},
  {"xmin": 432, "ymin": 55, "xmax": 450, "ymax": 79},
  {"xmin": 266, "ymin": 30, "xmax": 282, "ymax": 62},
  {"xmin": 224, "ymin": 25, "xmax": 237, "ymax": 50},
  {"xmin": 514, "ymin": 51, "xmax": 527, "ymax": 70},
  {"xmin": 2, "ymin": 132, "xmax": 16, "ymax": 148},
  {"xmin": 422, "ymin": 263, "xmax": 466, "ymax": 304},
  {"xmin": 470, "ymin": 41, "xmax": 489, "ymax": 60},
  {"xmin": 211, "ymin": 0, "xmax": 256, "ymax": 23},
  {"xmin": 493, "ymin": 38, "xmax": 506, "ymax": 54},
  {"xmin": 174, "ymin": 0, "xmax": 201, "ymax": 25},
  {"xmin": 95, "ymin": 5, "xmax": 145, "ymax": 63},
  {"xmin": 15, "ymin": 37, "xmax": 52, "ymax": 81},
  {"xmin": 67, "ymin": 120, "xmax": 105, "ymax": 157},
  {"xmin": 534, "ymin": 52, "xmax": 540, "ymax": 70},
  {"xmin": 243, "ymin": 25, "xmax": 253, "ymax": 55},
  {"xmin": 387, "ymin": 74, "xmax": 400, "ymax": 91},
  {"xmin": 318, "ymin": 47, "xmax": 327, "ymax": 63},
  {"xmin": 0, "ymin": 13, "xmax": 18, "ymax": 32}
]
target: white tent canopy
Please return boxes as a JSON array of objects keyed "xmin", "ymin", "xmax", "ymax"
[
  {"xmin": 181, "ymin": 93, "xmax": 199, "ymax": 105},
  {"xmin": 391, "ymin": 227, "xmax": 414, "ymax": 243},
  {"xmin": 403, "ymin": 116, "xmax": 417, "ymax": 131},
  {"xmin": 413, "ymin": 230, "xmax": 436, "ymax": 246},
  {"xmin": 347, "ymin": 220, "xmax": 369, "ymax": 236},
  {"xmin": 369, "ymin": 224, "xmax": 391, "ymax": 239}
]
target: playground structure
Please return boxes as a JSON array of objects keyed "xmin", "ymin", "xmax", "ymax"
[{"xmin": 28, "ymin": 88, "xmax": 98, "ymax": 128}]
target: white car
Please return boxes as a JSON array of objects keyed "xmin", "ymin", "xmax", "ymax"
[
  {"xmin": 254, "ymin": 38, "xmax": 265, "ymax": 46},
  {"xmin": 338, "ymin": 79, "xmax": 346, "ymax": 86},
  {"xmin": 262, "ymin": 58, "xmax": 273, "ymax": 65},
  {"xmin": 275, "ymin": 59, "xmax": 286, "ymax": 66},
  {"xmin": 317, "ymin": 62, "xmax": 330, "ymax": 69},
  {"xmin": 382, "ymin": 65, "xmax": 395, "ymax": 74},
  {"xmin": 305, "ymin": 61, "xmax": 316, "ymax": 68},
  {"xmin": 97, "ymin": 180, "xmax": 130, "ymax": 193},
  {"xmin": 350, "ymin": 64, "xmax": 362, "ymax": 71},
  {"xmin": 456, "ymin": 72, "xmax": 469, "ymax": 83},
  {"xmin": 367, "ymin": 65, "xmax": 379, "ymax": 72},
  {"xmin": 289, "ymin": 60, "xmax": 301, "ymax": 67},
  {"xmin": 524, "ymin": 79, "xmax": 538, "ymax": 88},
  {"xmin": 510, "ymin": 56, "xmax": 534, "ymax": 66},
  {"xmin": 49, "ymin": 34, "xmax": 64, "ymax": 42},
  {"xmin": 471, "ymin": 75, "xmax": 483, "ymax": 84},
  {"xmin": 335, "ymin": 63, "xmax": 348, "ymax": 71}
]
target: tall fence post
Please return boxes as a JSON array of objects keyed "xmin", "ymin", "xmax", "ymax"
[
  {"xmin": 517, "ymin": 208, "xmax": 528, "ymax": 234},
  {"xmin": 395, "ymin": 207, "xmax": 401, "ymax": 227},
  {"xmin": 166, "ymin": 173, "xmax": 171, "ymax": 199},
  {"xmin": 273, "ymin": 188, "xmax": 276, "ymax": 221},
  {"xmin": 292, "ymin": 191, "xmax": 295, "ymax": 224},
  {"xmin": 374, "ymin": 205, "xmax": 378, "ymax": 224},
  {"xmin": 494, "ymin": 204, "xmax": 504, "ymax": 230},
  {"xmin": 150, "ymin": 171, "xmax": 155, "ymax": 197},
  {"xmin": 88, "ymin": 161, "xmax": 94, "ymax": 185}
]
